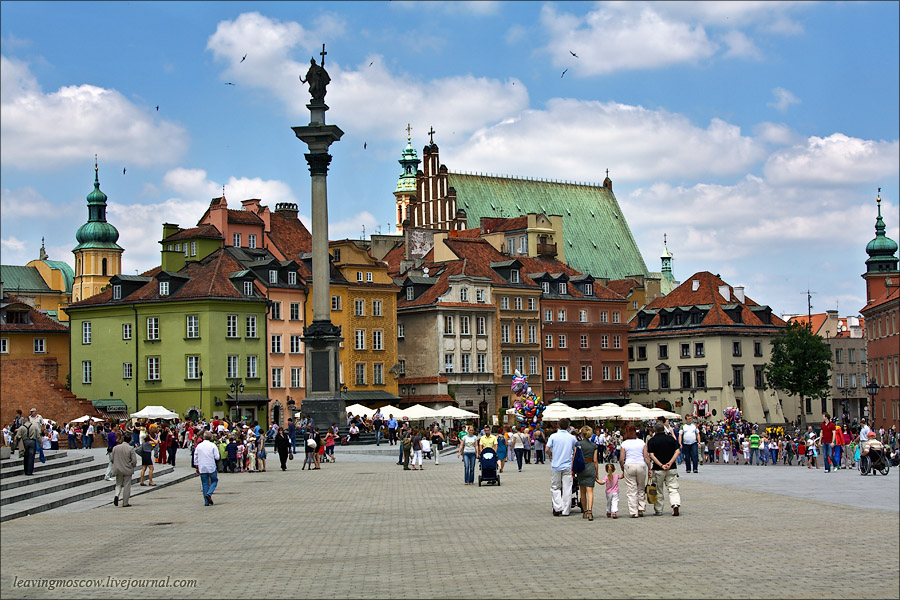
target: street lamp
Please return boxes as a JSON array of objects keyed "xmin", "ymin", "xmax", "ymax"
[
  {"xmin": 619, "ymin": 387, "xmax": 631, "ymax": 403},
  {"xmin": 476, "ymin": 385, "xmax": 491, "ymax": 428},
  {"xmin": 402, "ymin": 385, "xmax": 415, "ymax": 406},
  {"xmin": 199, "ymin": 370, "xmax": 203, "ymax": 419},
  {"xmin": 865, "ymin": 379, "xmax": 879, "ymax": 423},
  {"xmin": 552, "ymin": 386, "xmax": 567, "ymax": 402},
  {"xmin": 230, "ymin": 379, "xmax": 244, "ymax": 423}
]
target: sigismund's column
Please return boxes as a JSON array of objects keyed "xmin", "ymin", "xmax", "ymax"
[{"xmin": 292, "ymin": 47, "xmax": 345, "ymax": 429}]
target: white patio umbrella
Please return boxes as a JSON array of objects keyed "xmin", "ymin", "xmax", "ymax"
[
  {"xmin": 578, "ymin": 405, "xmax": 620, "ymax": 420},
  {"xmin": 434, "ymin": 406, "xmax": 479, "ymax": 419},
  {"xmin": 647, "ymin": 407, "xmax": 681, "ymax": 420},
  {"xmin": 375, "ymin": 405, "xmax": 403, "ymax": 418},
  {"xmin": 130, "ymin": 405, "xmax": 179, "ymax": 420},
  {"xmin": 396, "ymin": 404, "xmax": 439, "ymax": 420},
  {"xmin": 618, "ymin": 403, "xmax": 656, "ymax": 421},
  {"xmin": 71, "ymin": 415, "xmax": 103, "ymax": 423},
  {"xmin": 540, "ymin": 402, "xmax": 582, "ymax": 421},
  {"xmin": 344, "ymin": 403, "xmax": 373, "ymax": 416}
]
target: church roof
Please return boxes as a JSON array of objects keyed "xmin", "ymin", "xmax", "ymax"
[
  {"xmin": 0, "ymin": 265, "xmax": 52, "ymax": 294},
  {"xmin": 447, "ymin": 173, "xmax": 648, "ymax": 279}
]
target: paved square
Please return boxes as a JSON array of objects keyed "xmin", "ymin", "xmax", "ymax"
[{"xmin": 1, "ymin": 450, "xmax": 897, "ymax": 599}]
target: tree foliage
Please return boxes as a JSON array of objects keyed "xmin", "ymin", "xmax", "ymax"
[{"xmin": 764, "ymin": 322, "xmax": 832, "ymax": 402}]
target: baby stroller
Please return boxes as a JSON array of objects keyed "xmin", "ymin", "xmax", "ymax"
[
  {"xmin": 478, "ymin": 448, "xmax": 500, "ymax": 486},
  {"xmin": 859, "ymin": 447, "xmax": 891, "ymax": 476}
]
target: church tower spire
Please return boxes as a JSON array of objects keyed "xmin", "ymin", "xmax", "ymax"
[
  {"xmin": 394, "ymin": 124, "xmax": 420, "ymax": 233},
  {"xmin": 661, "ymin": 233, "xmax": 675, "ymax": 283}
]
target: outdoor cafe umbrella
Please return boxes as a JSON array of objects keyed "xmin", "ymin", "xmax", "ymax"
[
  {"xmin": 70, "ymin": 415, "xmax": 104, "ymax": 423},
  {"xmin": 647, "ymin": 407, "xmax": 681, "ymax": 420},
  {"xmin": 540, "ymin": 402, "xmax": 582, "ymax": 421},
  {"xmin": 434, "ymin": 406, "xmax": 479, "ymax": 419},
  {"xmin": 344, "ymin": 403, "xmax": 373, "ymax": 416},
  {"xmin": 396, "ymin": 404, "xmax": 439, "ymax": 421},
  {"xmin": 130, "ymin": 405, "xmax": 179, "ymax": 420},
  {"xmin": 617, "ymin": 403, "xmax": 656, "ymax": 421}
]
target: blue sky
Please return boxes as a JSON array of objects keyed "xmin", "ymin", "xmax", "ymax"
[{"xmin": 2, "ymin": 1, "xmax": 898, "ymax": 317}]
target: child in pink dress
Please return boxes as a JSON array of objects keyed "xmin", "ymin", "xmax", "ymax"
[{"xmin": 597, "ymin": 463, "xmax": 621, "ymax": 519}]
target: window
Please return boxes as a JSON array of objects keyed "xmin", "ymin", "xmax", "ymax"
[
  {"xmin": 546, "ymin": 365, "xmax": 555, "ymax": 381},
  {"xmin": 270, "ymin": 334, "xmax": 282, "ymax": 353},
  {"xmin": 477, "ymin": 354, "xmax": 487, "ymax": 373},
  {"xmin": 290, "ymin": 335, "xmax": 302, "ymax": 353},
  {"xmin": 638, "ymin": 372, "xmax": 648, "ymax": 389},
  {"xmin": 357, "ymin": 271, "xmax": 363, "ymax": 282},
  {"xmin": 288, "ymin": 271, "xmax": 297, "ymax": 285},
  {"xmin": 227, "ymin": 355, "xmax": 239, "ymax": 379},
  {"xmin": 406, "ymin": 287, "xmax": 415, "ymax": 301},
  {"xmin": 581, "ymin": 365, "xmax": 593, "ymax": 381},
  {"xmin": 113, "ymin": 284, "xmax": 121, "ymax": 300},
  {"xmin": 581, "ymin": 334, "xmax": 589, "ymax": 349},
  {"xmin": 461, "ymin": 316, "xmax": 470, "ymax": 335},
  {"xmin": 507, "ymin": 238, "xmax": 515, "ymax": 254},
  {"xmin": 680, "ymin": 343, "xmax": 690, "ymax": 358},
  {"xmin": 187, "ymin": 356, "xmax": 200, "ymax": 379},
  {"xmin": 398, "ymin": 323, "xmax": 405, "ymax": 338},
  {"xmin": 183, "ymin": 245, "xmax": 189, "ymax": 257},
  {"xmin": 460, "ymin": 287, "xmax": 469, "ymax": 302},
  {"xmin": 558, "ymin": 310, "xmax": 566, "ymax": 322},
  {"xmin": 291, "ymin": 367, "xmax": 303, "ymax": 388},
  {"xmin": 835, "ymin": 348, "xmax": 843, "ymax": 363},
  {"xmin": 227, "ymin": 315, "xmax": 238, "ymax": 338},
  {"xmin": 373, "ymin": 330, "xmax": 383, "ymax": 351},
  {"xmin": 233, "ymin": 233, "xmax": 241, "ymax": 247},
  {"xmin": 271, "ymin": 302, "xmax": 281, "ymax": 320},
  {"xmin": 614, "ymin": 366, "xmax": 622, "ymax": 381},
  {"xmin": 445, "ymin": 315, "xmax": 455, "ymax": 335},
  {"xmin": 545, "ymin": 309, "xmax": 552, "ymax": 322},
  {"xmin": 355, "ymin": 329, "xmax": 366, "ymax": 350},
  {"xmin": 558, "ymin": 335, "xmax": 567, "ymax": 349},
  {"xmin": 519, "ymin": 236, "xmax": 527, "ymax": 253},
  {"xmin": 123, "ymin": 362, "xmax": 133, "ymax": 380},
  {"xmin": 461, "ymin": 354, "xmax": 471, "ymax": 373},
  {"xmin": 601, "ymin": 335, "xmax": 609, "ymax": 349},
  {"xmin": 584, "ymin": 284, "xmax": 594, "ymax": 296},
  {"xmin": 120, "ymin": 323, "xmax": 131, "ymax": 340},
  {"xmin": 398, "ymin": 360, "xmax": 406, "ymax": 375},
  {"xmin": 732, "ymin": 341, "xmax": 742, "ymax": 357},
  {"xmin": 542, "ymin": 282, "xmax": 550, "ymax": 294},
  {"xmin": 33, "ymin": 338, "xmax": 45, "ymax": 354},
  {"xmin": 529, "ymin": 355, "xmax": 538, "ymax": 375},
  {"xmin": 514, "ymin": 297, "xmax": 522, "ymax": 310},
  {"xmin": 332, "ymin": 295, "xmax": 342, "ymax": 310},
  {"xmin": 147, "ymin": 357, "xmax": 160, "ymax": 381},
  {"xmin": 354, "ymin": 299, "xmax": 365, "ymax": 316},
  {"xmin": 660, "ymin": 371, "xmax": 670, "ymax": 389},
  {"xmin": 601, "ymin": 311, "xmax": 608, "ymax": 323},
  {"xmin": 373, "ymin": 363, "xmax": 384, "ymax": 384},
  {"xmin": 82, "ymin": 321, "xmax": 92, "ymax": 344},
  {"xmin": 836, "ymin": 373, "xmax": 844, "ymax": 388},
  {"xmin": 612, "ymin": 312, "xmax": 620, "ymax": 323},
  {"xmin": 477, "ymin": 316, "xmax": 486, "ymax": 336},
  {"xmin": 732, "ymin": 367, "xmax": 744, "ymax": 389},
  {"xmin": 290, "ymin": 302, "xmax": 301, "ymax": 321},
  {"xmin": 528, "ymin": 298, "xmax": 536, "ymax": 311},
  {"xmin": 603, "ymin": 365, "xmax": 611, "ymax": 380},
  {"xmin": 444, "ymin": 354, "xmax": 454, "ymax": 373},
  {"xmin": 850, "ymin": 373, "xmax": 857, "ymax": 388},
  {"xmin": 515, "ymin": 325, "xmax": 523, "ymax": 344},
  {"xmin": 476, "ymin": 289, "xmax": 485, "ymax": 303},
  {"xmin": 246, "ymin": 355, "xmax": 257, "ymax": 379},
  {"xmin": 558, "ymin": 282, "xmax": 567, "ymax": 294},
  {"xmin": 82, "ymin": 360, "xmax": 92, "ymax": 384},
  {"xmin": 243, "ymin": 281, "xmax": 254, "ymax": 296},
  {"xmin": 637, "ymin": 345, "xmax": 649, "ymax": 360},
  {"xmin": 181, "ymin": 315, "xmax": 198, "ymax": 339},
  {"xmin": 0, "ymin": 338, "xmax": 6, "ymax": 353},
  {"xmin": 580, "ymin": 310, "xmax": 588, "ymax": 323},
  {"xmin": 501, "ymin": 325, "xmax": 510, "ymax": 344},
  {"xmin": 502, "ymin": 356, "xmax": 511, "ymax": 375},
  {"xmin": 248, "ymin": 234, "xmax": 257, "ymax": 249},
  {"xmin": 190, "ymin": 241, "xmax": 197, "ymax": 256},
  {"xmin": 613, "ymin": 335, "xmax": 621, "ymax": 349},
  {"xmin": 366, "ymin": 272, "xmax": 373, "ymax": 282},
  {"xmin": 501, "ymin": 297, "xmax": 509, "ymax": 310},
  {"xmin": 696, "ymin": 370, "xmax": 706, "ymax": 388},
  {"xmin": 545, "ymin": 334, "xmax": 553, "ymax": 349},
  {"xmin": 695, "ymin": 342, "xmax": 704, "ymax": 357},
  {"xmin": 754, "ymin": 367, "xmax": 764, "ymax": 389},
  {"xmin": 158, "ymin": 281, "xmax": 169, "ymax": 297},
  {"xmin": 147, "ymin": 317, "xmax": 159, "ymax": 341},
  {"xmin": 516, "ymin": 356, "xmax": 525, "ymax": 373},
  {"xmin": 754, "ymin": 341, "xmax": 763, "ymax": 357},
  {"xmin": 272, "ymin": 367, "xmax": 283, "ymax": 388},
  {"xmin": 848, "ymin": 348, "xmax": 856, "ymax": 363},
  {"xmin": 682, "ymin": 371, "xmax": 692, "ymax": 389},
  {"xmin": 559, "ymin": 365, "xmax": 568, "ymax": 381},
  {"xmin": 332, "ymin": 248, "xmax": 341, "ymax": 262},
  {"xmin": 373, "ymin": 300, "xmax": 383, "ymax": 317},
  {"xmin": 529, "ymin": 325, "xmax": 537, "ymax": 344},
  {"xmin": 269, "ymin": 269, "xmax": 278, "ymax": 284}
]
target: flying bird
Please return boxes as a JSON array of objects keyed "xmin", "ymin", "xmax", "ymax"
[
  {"xmin": 225, "ymin": 82, "xmax": 235, "ymax": 86},
  {"xmin": 569, "ymin": 50, "xmax": 579, "ymax": 58},
  {"xmin": 240, "ymin": 54, "xmax": 247, "ymax": 63},
  {"xmin": 561, "ymin": 68, "xmax": 568, "ymax": 78},
  {"xmin": 155, "ymin": 105, "xmax": 159, "ymax": 111},
  {"xmin": 363, "ymin": 142, "xmax": 367, "ymax": 149},
  {"xmin": 369, "ymin": 61, "xmax": 374, "ymax": 67},
  {"xmin": 123, "ymin": 167, "xmax": 126, "ymax": 175}
]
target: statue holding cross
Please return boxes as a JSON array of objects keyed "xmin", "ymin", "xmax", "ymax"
[{"xmin": 300, "ymin": 44, "xmax": 331, "ymax": 105}]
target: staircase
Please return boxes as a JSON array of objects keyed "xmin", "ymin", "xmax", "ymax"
[{"xmin": 0, "ymin": 450, "xmax": 195, "ymax": 522}]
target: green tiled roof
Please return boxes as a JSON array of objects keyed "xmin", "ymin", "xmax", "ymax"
[
  {"xmin": 43, "ymin": 260, "xmax": 75, "ymax": 292},
  {"xmin": 448, "ymin": 173, "xmax": 648, "ymax": 279},
  {"xmin": 0, "ymin": 265, "xmax": 51, "ymax": 293}
]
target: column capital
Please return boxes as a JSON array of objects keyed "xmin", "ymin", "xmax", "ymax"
[{"xmin": 305, "ymin": 153, "xmax": 332, "ymax": 176}]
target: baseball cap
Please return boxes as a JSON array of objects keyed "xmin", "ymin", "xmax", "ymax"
[{"xmin": 30, "ymin": 408, "xmax": 37, "ymax": 412}]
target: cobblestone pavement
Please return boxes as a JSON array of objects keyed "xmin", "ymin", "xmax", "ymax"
[{"xmin": 1, "ymin": 449, "xmax": 897, "ymax": 599}]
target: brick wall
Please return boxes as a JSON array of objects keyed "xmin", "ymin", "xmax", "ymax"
[{"xmin": 0, "ymin": 357, "xmax": 100, "ymax": 431}]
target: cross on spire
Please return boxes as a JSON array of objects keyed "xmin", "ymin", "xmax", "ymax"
[
  {"xmin": 428, "ymin": 126, "xmax": 435, "ymax": 144},
  {"xmin": 320, "ymin": 43, "xmax": 327, "ymax": 66},
  {"xmin": 406, "ymin": 123, "xmax": 412, "ymax": 141},
  {"xmin": 606, "ymin": 168, "xmax": 609, "ymax": 178},
  {"xmin": 664, "ymin": 233, "xmax": 667, "ymax": 246},
  {"xmin": 222, "ymin": 185, "xmax": 226, "ymax": 200}
]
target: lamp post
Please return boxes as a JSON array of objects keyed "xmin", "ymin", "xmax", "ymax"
[
  {"xmin": 552, "ymin": 386, "xmax": 567, "ymax": 402},
  {"xmin": 475, "ymin": 384, "xmax": 491, "ymax": 427},
  {"xmin": 199, "ymin": 370, "xmax": 203, "ymax": 420},
  {"xmin": 230, "ymin": 379, "xmax": 244, "ymax": 423},
  {"xmin": 619, "ymin": 387, "xmax": 631, "ymax": 404},
  {"xmin": 402, "ymin": 384, "xmax": 415, "ymax": 407},
  {"xmin": 838, "ymin": 386, "xmax": 852, "ymax": 422},
  {"xmin": 865, "ymin": 379, "xmax": 879, "ymax": 424}
]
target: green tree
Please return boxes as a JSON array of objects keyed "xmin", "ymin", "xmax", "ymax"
[{"xmin": 764, "ymin": 322, "xmax": 832, "ymax": 420}]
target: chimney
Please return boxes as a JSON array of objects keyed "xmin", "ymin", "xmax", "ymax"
[
  {"xmin": 718, "ymin": 285, "xmax": 731, "ymax": 301},
  {"xmin": 734, "ymin": 286, "xmax": 745, "ymax": 303}
]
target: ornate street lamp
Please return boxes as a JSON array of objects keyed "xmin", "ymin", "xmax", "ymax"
[
  {"xmin": 402, "ymin": 385, "xmax": 415, "ymax": 406},
  {"xmin": 552, "ymin": 386, "xmax": 567, "ymax": 402},
  {"xmin": 865, "ymin": 379, "xmax": 879, "ymax": 423},
  {"xmin": 230, "ymin": 379, "xmax": 244, "ymax": 422}
]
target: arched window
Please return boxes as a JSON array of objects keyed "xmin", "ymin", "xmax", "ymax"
[{"xmin": 102, "ymin": 258, "xmax": 108, "ymax": 276}]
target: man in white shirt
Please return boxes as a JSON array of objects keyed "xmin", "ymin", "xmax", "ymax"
[
  {"xmin": 546, "ymin": 418, "xmax": 578, "ymax": 516},
  {"xmin": 679, "ymin": 414, "xmax": 700, "ymax": 473},
  {"xmin": 194, "ymin": 432, "xmax": 220, "ymax": 506},
  {"xmin": 858, "ymin": 419, "xmax": 871, "ymax": 445}
]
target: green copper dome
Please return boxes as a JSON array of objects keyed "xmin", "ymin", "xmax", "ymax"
[
  {"xmin": 73, "ymin": 161, "xmax": 122, "ymax": 251},
  {"xmin": 395, "ymin": 127, "xmax": 420, "ymax": 194},
  {"xmin": 865, "ymin": 195, "xmax": 898, "ymax": 274}
]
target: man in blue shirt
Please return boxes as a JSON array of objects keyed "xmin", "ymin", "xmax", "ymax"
[
  {"xmin": 387, "ymin": 415, "xmax": 399, "ymax": 446},
  {"xmin": 546, "ymin": 418, "xmax": 577, "ymax": 516}
]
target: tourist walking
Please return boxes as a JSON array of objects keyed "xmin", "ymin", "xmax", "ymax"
[
  {"xmin": 411, "ymin": 429, "xmax": 423, "ymax": 470},
  {"xmin": 303, "ymin": 428, "xmax": 316, "ymax": 470},
  {"xmin": 496, "ymin": 427, "xmax": 508, "ymax": 473},
  {"xmin": 387, "ymin": 414, "xmax": 398, "ymax": 445},
  {"xmin": 194, "ymin": 432, "xmax": 219, "ymax": 506},
  {"xmin": 598, "ymin": 463, "xmax": 621, "ymax": 518},
  {"xmin": 547, "ymin": 418, "xmax": 578, "ymax": 516},
  {"xmin": 13, "ymin": 420, "xmax": 41, "ymax": 475},
  {"xmin": 679, "ymin": 414, "xmax": 699, "ymax": 473},
  {"xmin": 820, "ymin": 413, "xmax": 837, "ymax": 472},
  {"xmin": 576, "ymin": 426, "xmax": 599, "ymax": 521},
  {"xmin": 533, "ymin": 428, "xmax": 546, "ymax": 464},
  {"xmin": 647, "ymin": 422, "xmax": 682, "ymax": 516},
  {"xmin": 139, "ymin": 431, "xmax": 155, "ymax": 486},
  {"xmin": 274, "ymin": 429, "xmax": 292, "ymax": 471},
  {"xmin": 256, "ymin": 434, "xmax": 267, "ymax": 471},
  {"xmin": 431, "ymin": 426, "xmax": 444, "ymax": 465},
  {"xmin": 512, "ymin": 427, "xmax": 527, "ymax": 472},
  {"xmin": 619, "ymin": 425, "xmax": 650, "ymax": 518},
  {"xmin": 457, "ymin": 425, "xmax": 478, "ymax": 485},
  {"xmin": 110, "ymin": 433, "xmax": 136, "ymax": 507}
]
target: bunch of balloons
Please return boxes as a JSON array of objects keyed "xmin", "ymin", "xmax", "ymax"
[
  {"xmin": 511, "ymin": 370, "xmax": 545, "ymax": 432},
  {"xmin": 723, "ymin": 406, "xmax": 741, "ymax": 423}
]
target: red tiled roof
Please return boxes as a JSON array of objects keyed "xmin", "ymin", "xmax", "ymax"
[
  {"xmin": 267, "ymin": 213, "xmax": 312, "ymax": 259},
  {"xmin": 382, "ymin": 242, "xmax": 406, "ymax": 277},
  {"xmin": 862, "ymin": 285, "xmax": 900, "ymax": 313},
  {"xmin": 227, "ymin": 209, "xmax": 264, "ymax": 225},
  {"xmin": 448, "ymin": 228, "xmax": 482, "ymax": 239},
  {"xmin": 493, "ymin": 216, "xmax": 528, "ymax": 232},
  {"xmin": 162, "ymin": 224, "xmax": 224, "ymax": 242},
  {"xmin": 606, "ymin": 278, "xmax": 640, "ymax": 297},
  {"xmin": 1, "ymin": 296, "xmax": 69, "ymax": 332},
  {"xmin": 787, "ymin": 313, "xmax": 828, "ymax": 334}
]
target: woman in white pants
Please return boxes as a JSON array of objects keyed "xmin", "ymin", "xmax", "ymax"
[
  {"xmin": 619, "ymin": 425, "xmax": 650, "ymax": 518},
  {"xmin": 430, "ymin": 426, "xmax": 444, "ymax": 465},
  {"xmin": 411, "ymin": 429, "xmax": 424, "ymax": 470}
]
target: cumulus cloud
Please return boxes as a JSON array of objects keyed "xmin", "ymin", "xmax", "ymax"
[
  {"xmin": 391, "ymin": 1, "xmax": 500, "ymax": 16},
  {"xmin": 448, "ymin": 99, "xmax": 765, "ymax": 182},
  {"xmin": 206, "ymin": 13, "xmax": 529, "ymax": 143},
  {"xmin": 721, "ymin": 30, "xmax": 761, "ymax": 58},
  {"xmin": 764, "ymin": 133, "xmax": 900, "ymax": 186},
  {"xmin": 0, "ymin": 186, "xmax": 66, "ymax": 219},
  {"xmin": 767, "ymin": 87, "xmax": 801, "ymax": 112},
  {"xmin": 0, "ymin": 55, "xmax": 189, "ymax": 170}
]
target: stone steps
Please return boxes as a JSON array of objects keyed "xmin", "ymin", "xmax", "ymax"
[
  {"xmin": 1, "ymin": 450, "xmax": 74, "ymax": 473},
  {"xmin": 1, "ymin": 458, "xmax": 106, "ymax": 492}
]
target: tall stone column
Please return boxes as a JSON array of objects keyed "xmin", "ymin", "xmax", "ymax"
[{"xmin": 292, "ymin": 68, "xmax": 345, "ymax": 429}]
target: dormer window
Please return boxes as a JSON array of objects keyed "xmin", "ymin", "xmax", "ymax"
[
  {"xmin": 542, "ymin": 282, "xmax": 550, "ymax": 294},
  {"xmin": 558, "ymin": 282, "xmax": 567, "ymax": 294},
  {"xmin": 269, "ymin": 270, "xmax": 278, "ymax": 284},
  {"xmin": 159, "ymin": 281, "xmax": 169, "ymax": 296},
  {"xmin": 288, "ymin": 272, "xmax": 297, "ymax": 285},
  {"xmin": 248, "ymin": 234, "xmax": 257, "ymax": 249},
  {"xmin": 243, "ymin": 281, "xmax": 254, "ymax": 296},
  {"xmin": 332, "ymin": 249, "xmax": 341, "ymax": 262},
  {"xmin": 357, "ymin": 271, "xmax": 363, "ymax": 282},
  {"xmin": 460, "ymin": 287, "xmax": 469, "ymax": 302},
  {"xmin": 583, "ymin": 284, "xmax": 593, "ymax": 296},
  {"xmin": 476, "ymin": 289, "xmax": 485, "ymax": 303},
  {"xmin": 113, "ymin": 285, "xmax": 122, "ymax": 300},
  {"xmin": 366, "ymin": 272, "xmax": 373, "ymax": 282},
  {"xmin": 406, "ymin": 286, "xmax": 414, "ymax": 301},
  {"xmin": 510, "ymin": 270, "xmax": 520, "ymax": 283}
]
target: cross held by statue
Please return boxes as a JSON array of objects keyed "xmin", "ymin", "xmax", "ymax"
[{"xmin": 320, "ymin": 43, "xmax": 327, "ymax": 66}]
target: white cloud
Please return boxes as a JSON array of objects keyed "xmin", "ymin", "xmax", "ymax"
[
  {"xmin": 1, "ymin": 236, "xmax": 26, "ymax": 252},
  {"xmin": 391, "ymin": 1, "xmax": 500, "ymax": 16},
  {"xmin": 0, "ymin": 186, "xmax": 63, "ymax": 218},
  {"xmin": 328, "ymin": 210, "xmax": 380, "ymax": 240},
  {"xmin": 0, "ymin": 55, "xmax": 189, "ymax": 170},
  {"xmin": 206, "ymin": 13, "xmax": 529, "ymax": 143},
  {"xmin": 764, "ymin": 133, "xmax": 900, "ymax": 186},
  {"xmin": 505, "ymin": 24, "xmax": 529, "ymax": 44},
  {"xmin": 767, "ymin": 86, "xmax": 800, "ymax": 112},
  {"xmin": 448, "ymin": 99, "xmax": 765, "ymax": 182},
  {"xmin": 753, "ymin": 122, "xmax": 800, "ymax": 145},
  {"xmin": 721, "ymin": 30, "xmax": 761, "ymax": 58}
]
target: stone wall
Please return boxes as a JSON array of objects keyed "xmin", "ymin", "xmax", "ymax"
[{"xmin": 0, "ymin": 357, "xmax": 100, "ymax": 430}]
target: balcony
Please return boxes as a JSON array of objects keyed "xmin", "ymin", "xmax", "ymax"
[{"xmin": 537, "ymin": 242, "xmax": 557, "ymax": 256}]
